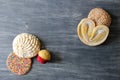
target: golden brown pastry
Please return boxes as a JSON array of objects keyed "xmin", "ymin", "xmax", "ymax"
[
  {"xmin": 88, "ymin": 8, "xmax": 111, "ymax": 27},
  {"xmin": 77, "ymin": 18, "xmax": 109, "ymax": 46}
]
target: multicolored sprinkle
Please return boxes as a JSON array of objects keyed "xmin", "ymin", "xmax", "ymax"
[{"xmin": 6, "ymin": 53, "xmax": 31, "ymax": 75}]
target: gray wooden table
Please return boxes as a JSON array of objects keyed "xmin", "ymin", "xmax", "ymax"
[{"xmin": 0, "ymin": 0, "xmax": 120, "ymax": 80}]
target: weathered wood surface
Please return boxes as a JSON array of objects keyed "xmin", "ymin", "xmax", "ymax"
[{"xmin": 0, "ymin": 0, "xmax": 120, "ymax": 80}]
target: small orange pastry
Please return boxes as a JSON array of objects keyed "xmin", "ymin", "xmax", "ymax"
[{"xmin": 37, "ymin": 50, "xmax": 51, "ymax": 64}]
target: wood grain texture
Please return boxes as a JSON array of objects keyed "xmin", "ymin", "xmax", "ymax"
[{"xmin": 0, "ymin": 0, "xmax": 120, "ymax": 80}]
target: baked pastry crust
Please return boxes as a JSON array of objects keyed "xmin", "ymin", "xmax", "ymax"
[
  {"xmin": 13, "ymin": 33, "xmax": 40, "ymax": 58},
  {"xmin": 88, "ymin": 8, "xmax": 111, "ymax": 27},
  {"xmin": 77, "ymin": 18, "xmax": 109, "ymax": 46}
]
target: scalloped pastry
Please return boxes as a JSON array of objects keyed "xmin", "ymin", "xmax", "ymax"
[{"xmin": 13, "ymin": 33, "xmax": 40, "ymax": 58}]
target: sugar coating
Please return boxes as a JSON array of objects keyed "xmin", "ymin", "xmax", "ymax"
[
  {"xmin": 6, "ymin": 53, "xmax": 31, "ymax": 75},
  {"xmin": 88, "ymin": 8, "xmax": 111, "ymax": 27},
  {"xmin": 13, "ymin": 33, "xmax": 40, "ymax": 58},
  {"xmin": 77, "ymin": 18, "xmax": 109, "ymax": 46}
]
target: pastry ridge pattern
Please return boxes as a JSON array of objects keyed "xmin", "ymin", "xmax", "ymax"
[{"xmin": 13, "ymin": 33, "xmax": 40, "ymax": 58}]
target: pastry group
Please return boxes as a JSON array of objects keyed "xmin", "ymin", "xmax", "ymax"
[
  {"xmin": 77, "ymin": 8, "xmax": 111, "ymax": 46},
  {"xmin": 6, "ymin": 33, "xmax": 51, "ymax": 75}
]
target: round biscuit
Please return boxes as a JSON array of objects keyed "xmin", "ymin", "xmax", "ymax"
[
  {"xmin": 6, "ymin": 53, "xmax": 31, "ymax": 75},
  {"xmin": 13, "ymin": 33, "xmax": 40, "ymax": 58},
  {"xmin": 88, "ymin": 8, "xmax": 111, "ymax": 27}
]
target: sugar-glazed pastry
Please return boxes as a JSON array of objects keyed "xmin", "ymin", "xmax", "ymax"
[
  {"xmin": 13, "ymin": 33, "xmax": 40, "ymax": 58},
  {"xmin": 88, "ymin": 8, "xmax": 111, "ymax": 27},
  {"xmin": 77, "ymin": 18, "xmax": 109, "ymax": 46},
  {"xmin": 6, "ymin": 53, "xmax": 32, "ymax": 75}
]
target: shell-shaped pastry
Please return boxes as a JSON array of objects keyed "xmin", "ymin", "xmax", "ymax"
[{"xmin": 13, "ymin": 33, "xmax": 40, "ymax": 58}]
